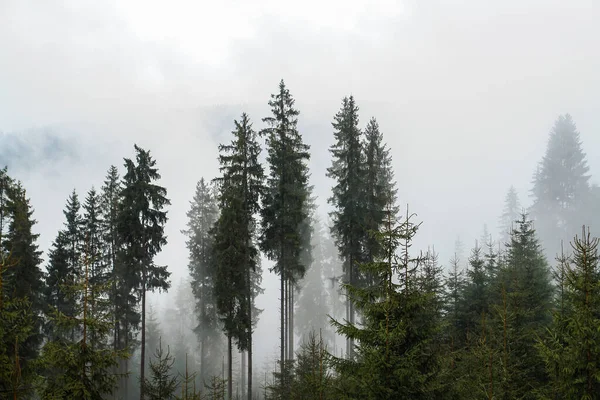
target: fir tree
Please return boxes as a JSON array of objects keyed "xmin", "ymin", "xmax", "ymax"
[
  {"xmin": 363, "ymin": 117, "xmax": 398, "ymax": 269},
  {"xmin": 530, "ymin": 114, "xmax": 591, "ymax": 259},
  {"xmin": 0, "ymin": 227, "xmax": 37, "ymax": 398},
  {"xmin": 538, "ymin": 227, "xmax": 600, "ymax": 398},
  {"xmin": 142, "ymin": 338, "xmax": 179, "ymax": 400},
  {"xmin": 327, "ymin": 95, "xmax": 366, "ymax": 359},
  {"xmin": 330, "ymin": 209, "xmax": 445, "ymax": 399},
  {"xmin": 182, "ymin": 178, "xmax": 222, "ymax": 383},
  {"xmin": 39, "ymin": 235, "xmax": 128, "ymax": 399},
  {"xmin": 496, "ymin": 214, "xmax": 553, "ymax": 398},
  {"xmin": 260, "ymin": 79, "xmax": 312, "ymax": 367},
  {"xmin": 499, "ymin": 186, "xmax": 521, "ymax": 247},
  {"xmin": 295, "ymin": 216, "xmax": 332, "ymax": 347},
  {"xmin": 213, "ymin": 113, "xmax": 264, "ymax": 400},
  {"xmin": 118, "ymin": 145, "xmax": 171, "ymax": 400},
  {"xmin": 1, "ymin": 180, "xmax": 44, "ymax": 386}
]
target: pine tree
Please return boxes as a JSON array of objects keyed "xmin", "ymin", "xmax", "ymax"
[
  {"xmin": 182, "ymin": 178, "xmax": 222, "ymax": 383},
  {"xmin": 327, "ymin": 95, "xmax": 366, "ymax": 359},
  {"xmin": 118, "ymin": 144, "xmax": 171, "ymax": 400},
  {"xmin": 530, "ymin": 114, "xmax": 591, "ymax": 259},
  {"xmin": 538, "ymin": 227, "xmax": 600, "ymax": 398},
  {"xmin": 213, "ymin": 113, "xmax": 264, "ymax": 400},
  {"xmin": 499, "ymin": 186, "xmax": 521, "ymax": 247},
  {"xmin": 260, "ymin": 80, "xmax": 312, "ymax": 369},
  {"xmin": 142, "ymin": 338, "xmax": 179, "ymax": 400}
]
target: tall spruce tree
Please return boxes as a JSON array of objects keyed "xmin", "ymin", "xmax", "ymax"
[
  {"xmin": 5, "ymin": 182, "xmax": 44, "ymax": 389},
  {"xmin": 213, "ymin": 113, "xmax": 264, "ymax": 400},
  {"xmin": 182, "ymin": 178, "xmax": 222, "ymax": 383},
  {"xmin": 117, "ymin": 145, "xmax": 171, "ymax": 400},
  {"xmin": 260, "ymin": 80, "xmax": 312, "ymax": 368},
  {"xmin": 327, "ymin": 95, "xmax": 366, "ymax": 358},
  {"xmin": 530, "ymin": 114, "xmax": 591, "ymax": 259},
  {"xmin": 44, "ymin": 191, "xmax": 83, "ymax": 342},
  {"xmin": 363, "ymin": 117, "xmax": 398, "ymax": 269},
  {"xmin": 0, "ymin": 171, "xmax": 42, "ymax": 398}
]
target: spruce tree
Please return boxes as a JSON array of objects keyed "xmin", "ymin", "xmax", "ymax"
[
  {"xmin": 39, "ymin": 234, "xmax": 128, "ymax": 399},
  {"xmin": 213, "ymin": 113, "xmax": 264, "ymax": 400},
  {"xmin": 538, "ymin": 227, "xmax": 600, "ymax": 398},
  {"xmin": 496, "ymin": 214, "xmax": 553, "ymax": 398},
  {"xmin": 499, "ymin": 186, "xmax": 521, "ymax": 247},
  {"xmin": 260, "ymin": 79, "xmax": 312, "ymax": 368},
  {"xmin": 182, "ymin": 178, "xmax": 222, "ymax": 383},
  {"xmin": 330, "ymin": 209, "xmax": 445, "ymax": 399},
  {"xmin": 363, "ymin": 117, "xmax": 398, "ymax": 269},
  {"xmin": 2, "ymin": 181, "xmax": 44, "ymax": 380},
  {"xmin": 142, "ymin": 338, "xmax": 179, "ymax": 400},
  {"xmin": 530, "ymin": 114, "xmax": 591, "ymax": 259},
  {"xmin": 118, "ymin": 145, "xmax": 171, "ymax": 400},
  {"xmin": 44, "ymin": 191, "xmax": 84, "ymax": 342},
  {"xmin": 295, "ymin": 216, "xmax": 332, "ymax": 347},
  {"xmin": 327, "ymin": 95, "xmax": 366, "ymax": 358}
]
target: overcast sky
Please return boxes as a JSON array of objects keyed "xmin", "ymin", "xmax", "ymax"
[{"xmin": 1, "ymin": 0, "xmax": 599, "ymax": 366}]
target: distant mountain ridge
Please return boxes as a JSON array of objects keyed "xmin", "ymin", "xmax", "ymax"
[{"xmin": 0, "ymin": 127, "xmax": 79, "ymax": 172}]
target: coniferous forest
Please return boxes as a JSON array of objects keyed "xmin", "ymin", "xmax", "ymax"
[{"xmin": 2, "ymin": 80, "xmax": 600, "ymax": 400}]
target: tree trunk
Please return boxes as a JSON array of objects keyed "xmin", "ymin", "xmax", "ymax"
[
  {"xmin": 140, "ymin": 283, "xmax": 146, "ymax": 400},
  {"xmin": 288, "ymin": 281, "xmax": 294, "ymax": 360},
  {"xmin": 280, "ymin": 270, "xmax": 285, "ymax": 395},
  {"xmin": 228, "ymin": 335, "xmax": 233, "ymax": 400},
  {"xmin": 241, "ymin": 351, "xmax": 246, "ymax": 399}
]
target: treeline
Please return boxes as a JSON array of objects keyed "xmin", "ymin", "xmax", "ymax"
[{"xmin": 1, "ymin": 79, "xmax": 600, "ymax": 399}]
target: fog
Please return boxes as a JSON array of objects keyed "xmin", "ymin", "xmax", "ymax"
[{"xmin": 2, "ymin": 0, "xmax": 600, "ymax": 386}]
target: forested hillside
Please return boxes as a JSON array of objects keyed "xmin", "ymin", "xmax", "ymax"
[{"xmin": 1, "ymin": 79, "xmax": 600, "ymax": 399}]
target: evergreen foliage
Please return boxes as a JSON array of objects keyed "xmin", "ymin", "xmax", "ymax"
[
  {"xmin": 142, "ymin": 338, "xmax": 179, "ymax": 400},
  {"xmin": 117, "ymin": 144, "xmax": 171, "ymax": 399}
]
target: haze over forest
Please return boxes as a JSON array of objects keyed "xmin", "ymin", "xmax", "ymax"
[{"xmin": 1, "ymin": 1, "xmax": 600, "ymax": 399}]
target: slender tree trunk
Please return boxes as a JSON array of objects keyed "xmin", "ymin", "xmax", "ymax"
[
  {"xmin": 241, "ymin": 351, "xmax": 246, "ymax": 399},
  {"xmin": 288, "ymin": 282, "xmax": 294, "ymax": 360},
  {"xmin": 228, "ymin": 335, "xmax": 233, "ymax": 400},
  {"xmin": 280, "ymin": 269, "xmax": 285, "ymax": 395},
  {"xmin": 140, "ymin": 281, "xmax": 146, "ymax": 400}
]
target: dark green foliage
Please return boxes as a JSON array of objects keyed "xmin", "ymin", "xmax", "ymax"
[
  {"xmin": 330, "ymin": 210, "xmax": 445, "ymax": 399},
  {"xmin": 118, "ymin": 144, "xmax": 171, "ymax": 399},
  {"xmin": 362, "ymin": 117, "xmax": 398, "ymax": 267},
  {"xmin": 44, "ymin": 192, "xmax": 84, "ymax": 342},
  {"xmin": 538, "ymin": 227, "xmax": 600, "ymax": 398},
  {"xmin": 260, "ymin": 80, "xmax": 312, "ymax": 366},
  {"xmin": 142, "ymin": 338, "xmax": 179, "ymax": 400},
  {"xmin": 0, "ymin": 178, "xmax": 44, "ymax": 391},
  {"xmin": 213, "ymin": 113, "xmax": 264, "ymax": 399},
  {"xmin": 327, "ymin": 96, "xmax": 366, "ymax": 358},
  {"xmin": 0, "ymin": 253, "xmax": 37, "ymax": 399},
  {"xmin": 39, "ymin": 242, "xmax": 128, "ymax": 399}
]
